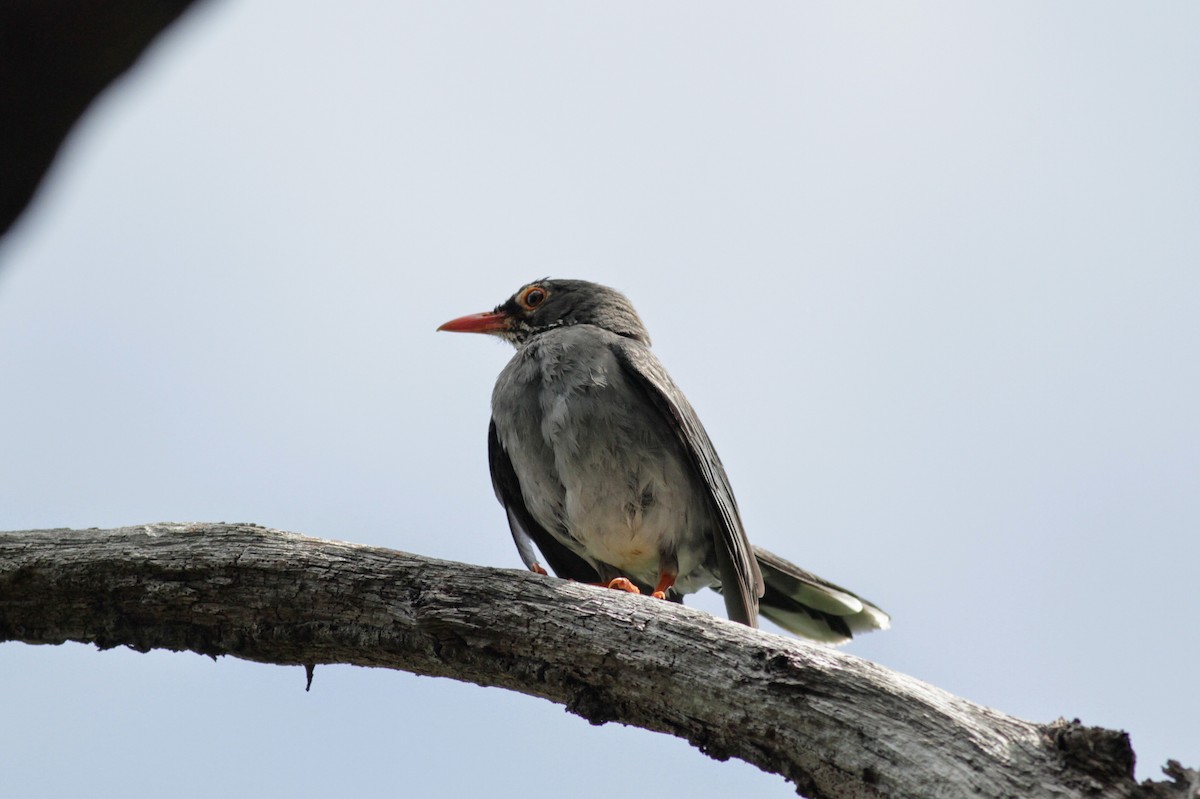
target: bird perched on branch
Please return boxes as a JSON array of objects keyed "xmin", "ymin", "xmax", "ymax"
[{"xmin": 439, "ymin": 278, "xmax": 888, "ymax": 643}]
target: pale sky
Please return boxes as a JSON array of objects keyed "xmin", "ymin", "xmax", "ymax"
[{"xmin": 2, "ymin": 3, "xmax": 1198, "ymax": 796}]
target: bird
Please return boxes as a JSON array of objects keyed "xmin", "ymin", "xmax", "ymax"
[{"xmin": 438, "ymin": 278, "xmax": 889, "ymax": 643}]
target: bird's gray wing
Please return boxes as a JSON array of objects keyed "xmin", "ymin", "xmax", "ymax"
[
  {"xmin": 610, "ymin": 339, "xmax": 764, "ymax": 626},
  {"xmin": 752, "ymin": 546, "xmax": 890, "ymax": 644},
  {"xmin": 487, "ymin": 419, "xmax": 600, "ymax": 583}
]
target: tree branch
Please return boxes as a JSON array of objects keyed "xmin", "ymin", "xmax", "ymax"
[
  {"xmin": 0, "ymin": 0, "xmax": 202, "ymax": 239},
  {"xmin": 0, "ymin": 523, "xmax": 1193, "ymax": 799}
]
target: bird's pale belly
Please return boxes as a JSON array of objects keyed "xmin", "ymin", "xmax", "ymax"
[
  {"xmin": 493, "ymin": 329, "xmax": 713, "ymax": 588},
  {"xmin": 546, "ymin": 404, "xmax": 708, "ymax": 585},
  {"xmin": 560, "ymin": 472, "xmax": 683, "ymax": 579}
]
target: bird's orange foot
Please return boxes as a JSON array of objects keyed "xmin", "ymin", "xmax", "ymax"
[
  {"xmin": 606, "ymin": 577, "xmax": 641, "ymax": 594},
  {"xmin": 650, "ymin": 571, "xmax": 677, "ymax": 600},
  {"xmin": 529, "ymin": 563, "xmax": 548, "ymax": 576}
]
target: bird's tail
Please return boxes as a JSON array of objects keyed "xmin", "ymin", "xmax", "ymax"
[{"xmin": 752, "ymin": 546, "xmax": 890, "ymax": 644}]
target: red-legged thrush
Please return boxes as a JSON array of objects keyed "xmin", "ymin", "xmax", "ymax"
[{"xmin": 439, "ymin": 279, "xmax": 889, "ymax": 643}]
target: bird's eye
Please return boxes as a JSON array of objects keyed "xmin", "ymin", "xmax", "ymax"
[{"xmin": 521, "ymin": 287, "xmax": 547, "ymax": 309}]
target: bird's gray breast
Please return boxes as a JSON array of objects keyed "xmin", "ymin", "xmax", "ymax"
[{"xmin": 491, "ymin": 326, "xmax": 711, "ymax": 585}]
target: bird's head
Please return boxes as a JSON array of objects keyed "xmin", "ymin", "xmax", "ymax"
[{"xmin": 437, "ymin": 279, "xmax": 650, "ymax": 346}]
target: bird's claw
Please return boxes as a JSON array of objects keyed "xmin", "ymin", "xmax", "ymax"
[{"xmin": 606, "ymin": 577, "xmax": 641, "ymax": 594}]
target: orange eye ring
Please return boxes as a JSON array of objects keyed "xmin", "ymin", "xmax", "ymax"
[{"xmin": 520, "ymin": 286, "xmax": 547, "ymax": 310}]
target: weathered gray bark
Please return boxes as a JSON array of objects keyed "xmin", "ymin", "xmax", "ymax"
[{"xmin": 0, "ymin": 523, "xmax": 1194, "ymax": 799}]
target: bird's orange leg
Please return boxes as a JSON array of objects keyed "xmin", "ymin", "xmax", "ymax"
[
  {"xmin": 651, "ymin": 571, "xmax": 677, "ymax": 600},
  {"xmin": 605, "ymin": 577, "xmax": 641, "ymax": 594}
]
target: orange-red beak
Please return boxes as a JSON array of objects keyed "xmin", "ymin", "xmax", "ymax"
[{"xmin": 437, "ymin": 311, "xmax": 511, "ymax": 334}]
